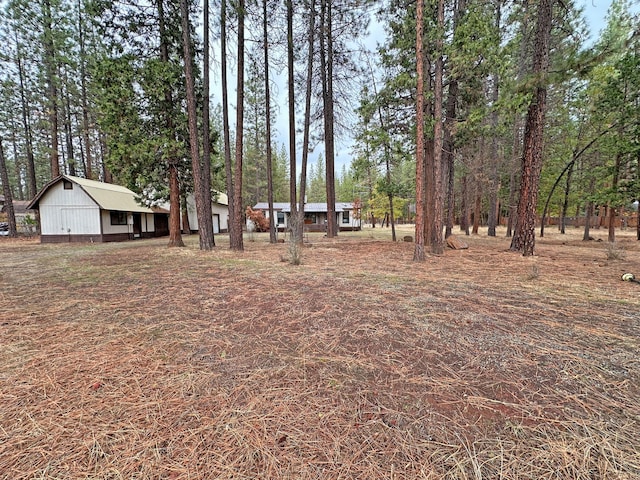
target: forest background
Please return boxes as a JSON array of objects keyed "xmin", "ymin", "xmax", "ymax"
[{"xmin": 0, "ymin": 0, "xmax": 638, "ymax": 255}]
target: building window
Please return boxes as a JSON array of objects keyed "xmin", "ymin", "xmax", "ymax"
[
  {"xmin": 304, "ymin": 213, "xmax": 317, "ymax": 224},
  {"xmin": 342, "ymin": 211, "xmax": 350, "ymax": 224},
  {"xmin": 277, "ymin": 212, "xmax": 285, "ymax": 225},
  {"xmin": 63, "ymin": 180, "xmax": 73, "ymax": 190},
  {"xmin": 110, "ymin": 211, "xmax": 128, "ymax": 225}
]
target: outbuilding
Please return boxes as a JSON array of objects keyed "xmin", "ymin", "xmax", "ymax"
[{"xmin": 27, "ymin": 175, "xmax": 169, "ymax": 243}]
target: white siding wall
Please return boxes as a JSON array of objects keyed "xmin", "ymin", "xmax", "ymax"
[
  {"xmin": 212, "ymin": 203, "xmax": 228, "ymax": 233},
  {"xmin": 186, "ymin": 194, "xmax": 230, "ymax": 232},
  {"xmin": 144, "ymin": 213, "xmax": 155, "ymax": 232},
  {"xmin": 101, "ymin": 210, "xmax": 130, "ymax": 235},
  {"xmin": 39, "ymin": 183, "xmax": 101, "ymax": 235}
]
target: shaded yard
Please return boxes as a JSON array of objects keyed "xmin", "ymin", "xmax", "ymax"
[{"xmin": 1, "ymin": 226, "xmax": 639, "ymax": 479}]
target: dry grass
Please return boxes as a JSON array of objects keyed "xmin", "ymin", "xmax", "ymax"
[{"xmin": 1, "ymin": 225, "xmax": 639, "ymax": 479}]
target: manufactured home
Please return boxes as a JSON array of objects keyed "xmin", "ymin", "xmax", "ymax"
[
  {"xmin": 27, "ymin": 175, "xmax": 169, "ymax": 243},
  {"xmin": 252, "ymin": 202, "xmax": 361, "ymax": 232}
]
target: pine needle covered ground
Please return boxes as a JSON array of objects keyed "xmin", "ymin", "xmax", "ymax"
[{"xmin": 1, "ymin": 226, "xmax": 639, "ymax": 479}]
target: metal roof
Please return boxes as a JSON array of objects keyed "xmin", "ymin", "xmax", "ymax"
[
  {"xmin": 253, "ymin": 202, "xmax": 354, "ymax": 213},
  {"xmin": 28, "ymin": 175, "xmax": 154, "ymax": 213}
]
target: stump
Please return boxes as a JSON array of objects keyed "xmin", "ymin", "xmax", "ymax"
[
  {"xmin": 446, "ymin": 234, "xmax": 468, "ymax": 250},
  {"xmin": 403, "ymin": 236, "xmax": 413, "ymax": 242}
]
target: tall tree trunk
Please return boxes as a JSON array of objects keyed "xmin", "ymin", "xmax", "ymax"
[
  {"xmin": 637, "ymin": 152, "xmax": 640, "ymax": 241},
  {"xmin": 77, "ymin": 0, "xmax": 93, "ymax": 180},
  {"xmin": 560, "ymin": 161, "xmax": 574, "ymax": 234},
  {"xmin": 14, "ymin": 34, "xmax": 37, "ymax": 198},
  {"xmin": 231, "ymin": 0, "xmax": 245, "ymax": 251},
  {"xmin": 9, "ymin": 121, "xmax": 25, "ymax": 200},
  {"xmin": 320, "ymin": 0, "xmax": 337, "ymax": 238},
  {"xmin": 506, "ymin": 164, "xmax": 518, "ymax": 237},
  {"xmin": 460, "ymin": 172, "xmax": 470, "ymax": 235},
  {"xmin": 220, "ymin": 0, "xmax": 235, "ymax": 242},
  {"xmin": 203, "ymin": 0, "xmax": 215, "ymax": 245},
  {"xmin": 62, "ymin": 71, "xmax": 76, "ymax": 176},
  {"xmin": 413, "ymin": 0, "xmax": 426, "ymax": 261},
  {"xmin": 444, "ymin": 0, "xmax": 464, "ymax": 239},
  {"xmin": 510, "ymin": 0, "xmax": 553, "ymax": 256},
  {"xmin": 423, "ymin": 134, "xmax": 434, "ymax": 245},
  {"xmin": 298, "ymin": 0, "xmax": 317, "ymax": 239},
  {"xmin": 43, "ymin": 0, "xmax": 60, "ymax": 178},
  {"xmin": 158, "ymin": 0, "xmax": 184, "ymax": 248},
  {"xmin": 100, "ymin": 133, "xmax": 112, "ymax": 183},
  {"xmin": 608, "ymin": 152, "xmax": 622, "ymax": 243},
  {"xmin": 506, "ymin": 7, "xmax": 529, "ymax": 239},
  {"xmin": 487, "ymin": 3, "xmax": 501, "ymax": 237},
  {"xmin": 430, "ymin": 0, "xmax": 445, "ymax": 254},
  {"xmin": 583, "ymin": 199, "xmax": 593, "ymax": 241},
  {"xmin": 473, "ymin": 184, "xmax": 481, "ymax": 234},
  {"xmin": 286, "ymin": 0, "xmax": 298, "ymax": 239},
  {"xmin": 264, "ymin": 0, "xmax": 276, "ymax": 243},
  {"xmin": 0, "ymin": 138, "xmax": 18, "ymax": 237},
  {"xmin": 180, "ymin": 0, "xmax": 214, "ymax": 250},
  {"xmin": 443, "ymin": 78, "xmax": 457, "ymax": 239},
  {"xmin": 367, "ymin": 56, "xmax": 396, "ymax": 242},
  {"xmin": 487, "ymin": 76, "xmax": 500, "ymax": 237}
]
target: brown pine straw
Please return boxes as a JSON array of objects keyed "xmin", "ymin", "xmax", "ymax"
[{"xmin": 0, "ymin": 227, "xmax": 638, "ymax": 479}]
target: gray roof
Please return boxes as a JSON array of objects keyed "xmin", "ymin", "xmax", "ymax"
[{"xmin": 253, "ymin": 202, "xmax": 354, "ymax": 213}]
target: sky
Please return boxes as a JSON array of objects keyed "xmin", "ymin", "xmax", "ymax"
[{"xmin": 209, "ymin": 0, "xmax": 635, "ymax": 188}]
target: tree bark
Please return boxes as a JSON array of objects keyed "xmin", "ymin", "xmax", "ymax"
[
  {"xmin": 286, "ymin": 0, "xmax": 298, "ymax": 237},
  {"xmin": 510, "ymin": 0, "xmax": 553, "ymax": 256},
  {"xmin": 320, "ymin": 0, "xmax": 337, "ymax": 238},
  {"xmin": 298, "ymin": 0, "xmax": 317, "ymax": 241},
  {"xmin": 460, "ymin": 173, "xmax": 470, "ymax": 235},
  {"xmin": 0, "ymin": 138, "xmax": 18, "ymax": 237},
  {"xmin": 472, "ymin": 185, "xmax": 481, "ymax": 234},
  {"xmin": 203, "ymin": 0, "xmax": 214, "ymax": 245},
  {"xmin": 231, "ymin": 0, "xmax": 246, "ymax": 251},
  {"xmin": 43, "ymin": 0, "xmax": 60, "ymax": 178},
  {"xmin": 413, "ymin": 0, "xmax": 426, "ymax": 261},
  {"xmin": 430, "ymin": 0, "xmax": 445, "ymax": 254},
  {"xmin": 264, "ymin": 0, "xmax": 276, "ymax": 243},
  {"xmin": 487, "ymin": 3, "xmax": 501, "ymax": 237},
  {"xmin": 487, "ymin": 77, "xmax": 499, "ymax": 237},
  {"xmin": 180, "ymin": 0, "xmax": 214, "ymax": 250},
  {"xmin": 157, "ymin": 0, "xmax": 184, "ymax": 248},
  {"xmin": 14, "ymin": 34, "xmax": 37, "ymax": 198},
  {"xmin": 77, "ymin": 0, "xmax": 93, "ymax": 180},
  {"xmin": 9, "ymin": 121, "xmax": 24, "ymax": 200},
  {"xmin": 220, "ymin": 0, "xmax": 235, "ymax": 244},
  {"xmin": 608, "ymin": 152, "xmax": 622, "ymax": 243},
  {"xmin": 62, "ymin": 70, "xmax": 76, "ymax": 176},
  {"xmin": 560, "ymin": 161, "xmax": 573, "ymax": 234}
]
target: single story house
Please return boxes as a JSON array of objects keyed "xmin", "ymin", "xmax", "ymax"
[
  {"xmin": 27, "ymin": 175, "xmax": 169, "ymax": 243},
  {"xmin": 252, "ymin": 202, "xmax": 361, "ymax": 232},
  {"xmin": 183, "ymin": 192, "xmax": 229, "ymax": 234}
]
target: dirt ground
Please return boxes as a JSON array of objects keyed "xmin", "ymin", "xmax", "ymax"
[{"xmin": 1, "ymin": 225, "xmax": 639, "ymax": 479}]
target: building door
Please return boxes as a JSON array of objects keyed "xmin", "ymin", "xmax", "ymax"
[{"xmin": 132, "ymin": 213, "xmax": 142, "ymax": 238}]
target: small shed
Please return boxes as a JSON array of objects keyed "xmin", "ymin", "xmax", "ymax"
[{"xmin": 27, "ymin": 175, "xmax": 169, "ymax": 243}]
